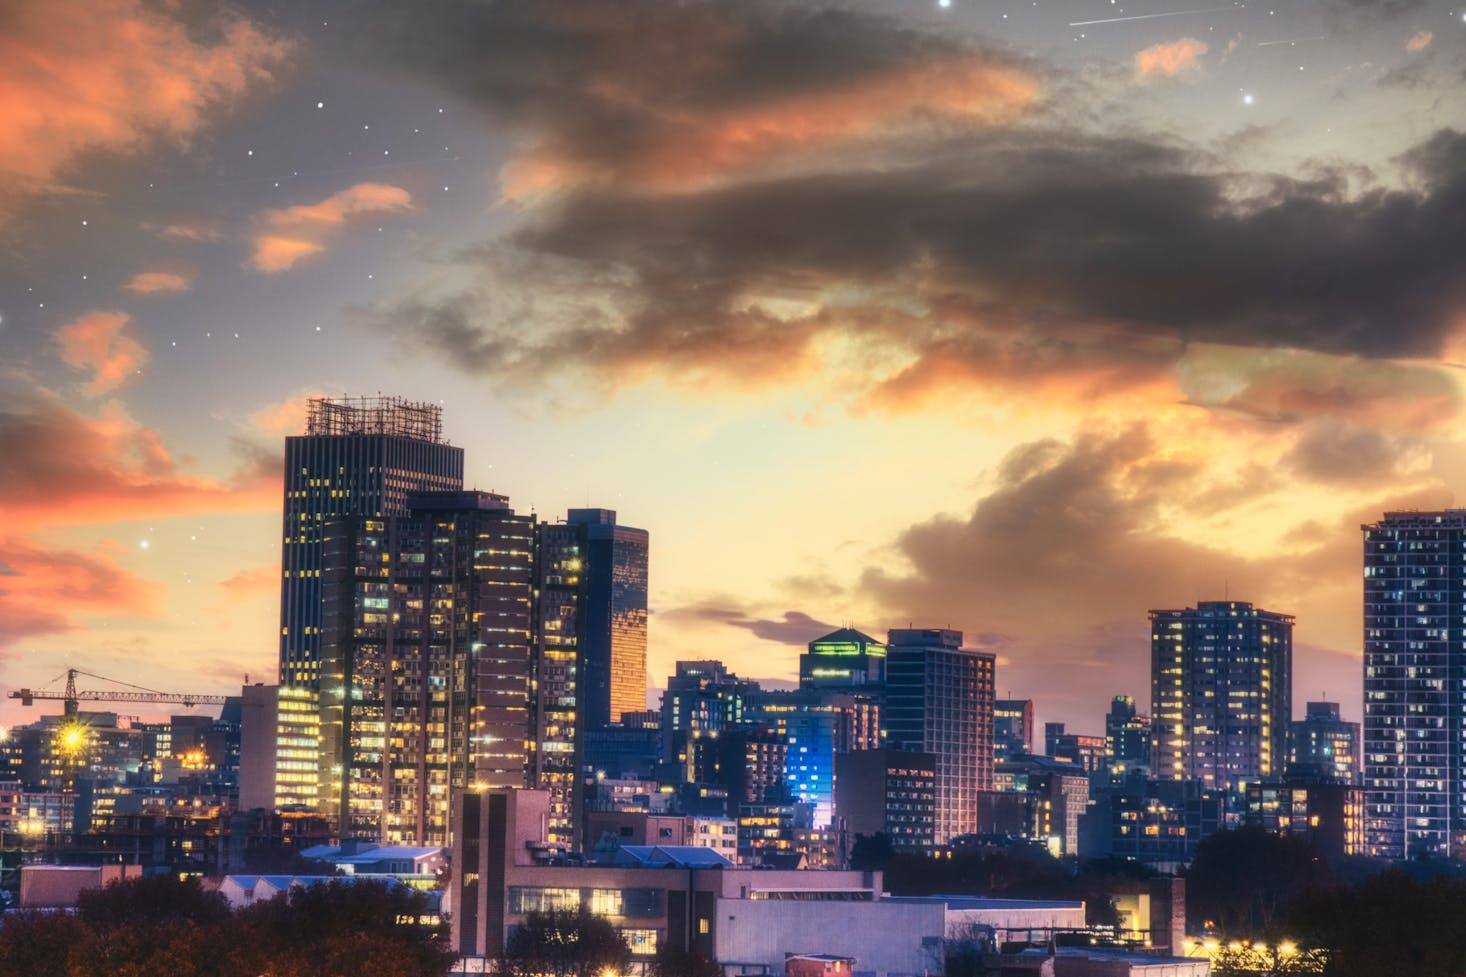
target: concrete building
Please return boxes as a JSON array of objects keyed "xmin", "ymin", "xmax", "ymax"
[
  {"xmin": 885, "ymin": 629, "xmax": 995, "ymax": 844},
  {"xmin": 1079, "ymin": 780, "xmax": 1224, "ymax": 870},
  {"xmin": 1150, "ymin": 601, "xmax": 1292, "ymax": 793},
  {"xmin": 835, "ymin": 749, "xmax": 937, "ymax": 854},
  {"xmin": 1244, "ymin": 780, "xmax": 1366, "ymax": 862},
  {"xmin": 1362, "ymin": 510, "xmax": 1466, "ymax": 859},
  {"xmin": 993, "ymin": 755, "xmax": 1091, "ymax": 855},
  {"xmin": 1045, "ymin": 724, "xmax": 1108, "ymax": 776},
  {"xmin": 20, "ymin": 864, "xmax": 141, "ymax": 908},
  {"xmin": 451, "ymin": 789, "xmax": 1089, "ymax": 977},
  {"xmin": 238, "ymin": 683, "xmax": 278, "ymax": 811}
]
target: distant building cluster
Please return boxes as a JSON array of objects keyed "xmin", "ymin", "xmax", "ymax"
[{"xmin": 12, "ymin": 396, "xmax": 1466, "ymax": 966}]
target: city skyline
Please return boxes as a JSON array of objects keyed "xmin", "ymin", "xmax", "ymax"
[{"xmin": 3, "ymin": 0, "xmax": 1465, "ymax": 737}]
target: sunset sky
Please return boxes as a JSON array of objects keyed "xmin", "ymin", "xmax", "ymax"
[{"xmin": 2, "ymin": 0, "xmax": 1464, "ymax": 735}]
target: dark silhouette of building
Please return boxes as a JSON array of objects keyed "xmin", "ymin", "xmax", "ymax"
[{"xmin": 835, "ymin": 749, "xmax": 936, "ymax": 854}]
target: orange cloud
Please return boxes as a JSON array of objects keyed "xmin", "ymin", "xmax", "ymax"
[
  {"xmin": 250, "ymin": 183, "xmax": 414, "ymax": 271},
  {"xmin": 123, "ymin": 271, "xmax": 192, "ymax": 294},
  {"xmin": 502, "ymin": 55, "xmax": 1040, "ymax": 198},
  {"xmin": 219, "ymin": 563, "xmax": 281, "ymax": 595},
  {"xmin": 0, "ymin": 537, "xmax": 164, "ymax": 646},
  {"xmin": 0, "ymin": 385, "xmax": 279, "ymax": 533},
  {"xmin": 0, "ymin": 0, "xmax": 288, "ymax": 202},
  {"xmin": 56, "ymin": 310, "xmax": 149, "ymax": 394},
  {"xmin": 251, "ymin": 236, "xmax": 326, "ymax": 273},
  {"xmin": 1135, "ymin": 38, "xmax": 1209, "ymax": 78},
  {"xmin": 249, "ymin": 391, "xmax": 330, "ymax": 437},
  {"xmin": 1407, "ymin": 31, "xmax": 1433, "ymax": 52}
]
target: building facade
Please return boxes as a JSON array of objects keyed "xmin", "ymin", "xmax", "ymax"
[
  {"xmin": 835, "ymin": 749, "xmax": 937, "ymax": 854},
  {"xmin": 1105, "ymin": 695, "xmax": 1152, "ymax": 785},
  {"xmin": 994, "ymin": 699, "xmax": 1035, "ymax": 760},
  {"xmin": 884, "ymin": 629, "xmax": 995, "ymax": 844},
  {"xmin": 1362, "ymin": 510, "xmax": 1466, "ymax": 859},
  {"xmin": 800, "ymin": 628, "xmax": 887, "ymax": 690},
  {"xmin": 279, "ymin": 396, "xmax": 464, "ymax": 690},
  {"xmin": 1289, "ymin": 700, "xmax": 1360, "ymax": 785},
  {"xmin": 318, "ymin": 491, "xmax": 534, "ymax": 845},
  {"xmin": 1149, "ymin": 601, "xmax": 1292, "ymax": 793}
]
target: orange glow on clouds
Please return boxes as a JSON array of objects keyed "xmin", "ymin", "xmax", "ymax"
[
  {"xmin": 502, "ymin": 56, "xmax": 1040, "ymax": 198},
  {"xmin": 56, "ymin": 310, "xmax": 149, "ymax": 395},
  {"xmin": 0, "ymin": 0, "xmax": 288, "ymax": 198},
  {"xmin": 1135, "ymin": 38, "xmax": 1209, "ymax": 78},
  {"xmin": 250, "ymin": 183, "xmax": 414, "ymax": 271},
  {"xmin": 123, "ymin": 271, "xmax": 192, "ymax": 295}
]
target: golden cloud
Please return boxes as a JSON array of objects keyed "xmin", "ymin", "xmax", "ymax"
[
  {"xmin": 250, "ymin": 182, "xmax": 414, "ymax": 271},
  {"xmin": 1406, "ymin": 30, "xmax": 1433, "ymax": 52},
  {"xmin": 56, "ymin": 310, "xmax": 149, "ymax": 395},
  {"xmin": 1135, "ymin": 38, "xmax": 1209, "ymax": 78}
]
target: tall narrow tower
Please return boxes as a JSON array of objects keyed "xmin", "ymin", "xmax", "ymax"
[{"xmin": 1362, "ymin": 510, "xmax": 1466, "ymax": 859}]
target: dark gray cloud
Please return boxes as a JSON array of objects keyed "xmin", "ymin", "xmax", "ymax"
[
  {"xmin": 661, "ymin": 603, "xmax": 835, "ymax": 646},
  {"xmin": 379, "ymin": 125, "xmax": 1466, "ymax": 405}
]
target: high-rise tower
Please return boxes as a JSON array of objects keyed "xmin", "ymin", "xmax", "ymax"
[
  {"xmin": 279, "ymin": 397, "xmax": 463, "ymax": 689},
  {"xmin": 884, "ymin": 628, "xmax": 995, "ymax": 844},
  {"xmin": 1362, "ymin": 510, "xmax": 1466, "ymax": 859},
  {"xmin": 528, "ymin": 509, "xmax": 648, "ymax": 847},
  {"xmin": 1149, "ymin": 600, "xmax": 1292, "ymax": 793},
  {"xmin": 318, "ymin": 491, "xmax": 534, "ymax": 845}
]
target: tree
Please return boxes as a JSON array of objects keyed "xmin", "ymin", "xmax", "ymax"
[
  {"xmin": 1287, "ymin": 870, "xmax": 1466, "ymax": 977},
  {"xmin": 1185, "ymin": 827, "xmax": 1333, "ymax": 935},
  {"xmin": 849, "ymin": 832, "xmax": 896, "ymax": 871},
  {"xmin": 941, "ymin": 923, "xmax": 994, "ymax": 977},
  {"xmin": 499, "ymin": 908, "xmax": 634, "ymax": 977},
  {"xmin": 649, "ymin": 941, "xmax": 723, "ymax": 977}
]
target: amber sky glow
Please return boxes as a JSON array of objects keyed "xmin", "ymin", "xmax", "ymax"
[{"xmin": 2, "ymin": 0, "xmax": 1465, "ymax": 733}]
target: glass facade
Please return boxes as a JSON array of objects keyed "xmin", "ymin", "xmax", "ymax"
[
  {"xmin": 318, "ymin": 492, "xmax": 534, "ymax": 845},
  {"xmin": 279, "ymin": 397, "xmax": 463, "ymax": 690}
]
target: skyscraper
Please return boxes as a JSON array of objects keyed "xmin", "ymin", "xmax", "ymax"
[
  {"xmin": 884, "ymin": 628, "xmax": 995, "ymax": 844},
  {"xmin": 528, "ymin": 509, "xmax": 649, "ymax": 846},
  {"xmin": 1149, "ymin": 600, "xmax": 1292, "ymax": 793},
  {"xmin": 1362, "ymin": 510, "xmax": 1466, "ymax": 859},
  {"xmin": 279, "ymin": 397, "xmax": 463, "ymax": 689},
  {"xmin": 318, "ymin": 491, "xmax": 534, "ymax": 845}
]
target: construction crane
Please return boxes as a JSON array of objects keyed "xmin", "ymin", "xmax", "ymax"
[{"xmin": 9, "ymin": 667, "xmax": 229, "ymax": 718}]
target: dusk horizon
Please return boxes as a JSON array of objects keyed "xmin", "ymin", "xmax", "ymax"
[{"xmin": 5, "ymin": 0, "xmax": 1466, "ymax": 740}]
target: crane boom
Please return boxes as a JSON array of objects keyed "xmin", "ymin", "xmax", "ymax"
[{"xmin": 8, "ymin": 667, "xmax": 229, "ymax": 713}]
